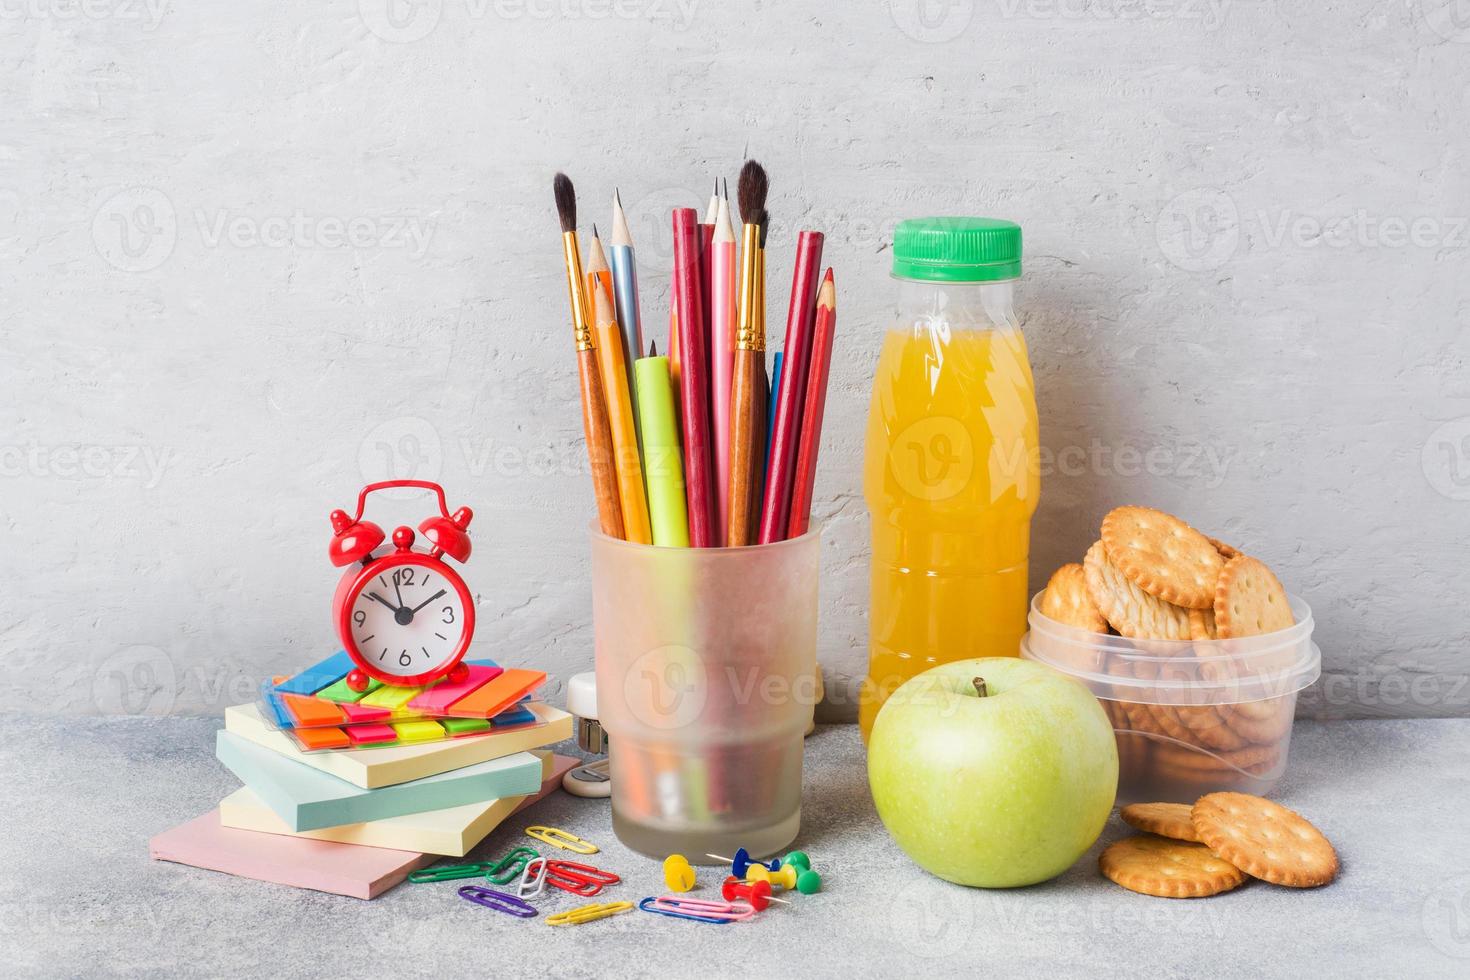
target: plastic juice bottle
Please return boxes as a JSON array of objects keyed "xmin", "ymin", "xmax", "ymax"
[{"xmin": 859, "ymin": 218, "xmax": 1040, "ymax": 740}]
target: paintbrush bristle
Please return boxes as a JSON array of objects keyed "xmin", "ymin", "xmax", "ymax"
[
  {"xmin": 757, "ymin": 209, "xmax": 770, "ymax": 248},
  {"xmin": 553, "ymin": 172, "xmax": 577, "ymax": 233},
  {"xmin": 737, "ymin": 160, "xmax": 768, "ymax": 227}
]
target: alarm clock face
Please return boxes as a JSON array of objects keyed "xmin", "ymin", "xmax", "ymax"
[{"xmin": 344, "ymin": 556, "xmax": 472, "ymax": 683}]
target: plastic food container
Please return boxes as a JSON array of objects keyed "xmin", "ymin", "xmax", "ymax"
[
  {"xmin": 1020, "ymin": 594, "xmax": 1320, "ymax": 803},
  {"xmin": 591, "ymin": 526, "xmax": 820, "ymax": 861}
]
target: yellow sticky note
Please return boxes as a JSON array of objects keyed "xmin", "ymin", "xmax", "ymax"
[
  {"xmin": 361, "ymin": 684, "xmax": 426, "ymax": 710},
  {"xmin": 391, "ymin": 720, "xmax": 446, "ymax": 744}
]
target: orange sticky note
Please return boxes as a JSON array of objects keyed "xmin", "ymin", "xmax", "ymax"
[
  {"xmin": 281, "ymin": 693, "xmax": 347, "ymax": 728},
  {"xmin": 294, "ymin": 726, "xmax": 351, "ymax": 750},
  {"xmin": 444, "ymin": 668, "xmax": 546, "ymax": 719}
]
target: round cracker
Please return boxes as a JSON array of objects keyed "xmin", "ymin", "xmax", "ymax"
[
  {"xmin": 1099, "ymin": 835, "xmax": 1246, "ymax": 898},
  {"xmin": 1083, "ymin": 540, "xmax": 1191, "ymax": 640},
  {"xmin": 1101, "ymin": 506, "xmax": 1225, "ymax": 610},
  {"xmin": 1214, "ymin": 555, "xmax": 1294, "ymax": 638},
  {"xmin": 1191, "ymin": 793, "xmax": 1338, "ymax": 888},
  {"xmin": 1120, "ymin": 802, "xmax": 1200, "ymax": 842},
  {"xmin": 1040, "ymin": 562, "xmax": 1108, "ymax": 633}
]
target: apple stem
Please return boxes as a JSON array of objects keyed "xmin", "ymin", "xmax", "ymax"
[{"xmin": 972, "ymin": 677, "xmax": 988, "ymax": 698}]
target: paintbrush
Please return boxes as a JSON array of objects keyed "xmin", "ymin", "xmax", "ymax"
[
  {"xmin": 555, "ymin": 173, "xmax": 624, "ymax": 539},
  {"xmin": 726, "ymin": 160, "xmax": 769, "ymax": 546}
]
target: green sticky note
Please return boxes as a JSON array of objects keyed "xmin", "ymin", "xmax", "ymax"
[
  {"xmin": 441, "ymin": 717, "xmax": 491, "ymax": 736},
  {"xmin": 315, "ymin": 676, "xmax": 382, "ymax": 703}
]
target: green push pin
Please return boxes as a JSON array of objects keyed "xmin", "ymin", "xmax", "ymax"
[
  {"xmin": 783, "ymin": 850, "xmax": 811, "ymax": 872},
  {"xmin": 795, "ymin": 868, "xmax": 822, "ymax": 894}
]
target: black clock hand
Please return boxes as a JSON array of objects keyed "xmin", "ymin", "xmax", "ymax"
[
  {"xmin": 393, "ymin": 576, "xmax": 405, "ymax": 610},
  {"xmin": 367, "ymin": 591, "xmax": 400, "ymax": 611},
  {"xmin": 409, "ymin": 589, "xmax": 448, "ymax": 615}
]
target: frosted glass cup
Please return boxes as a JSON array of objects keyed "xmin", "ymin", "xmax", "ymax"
[{"xmin": 591, "ymin": 526, "xmax": 821, "ymax": 862}]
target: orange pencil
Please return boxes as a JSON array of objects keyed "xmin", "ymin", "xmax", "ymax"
[
  {"xmin": 592, "ymin": 279, "xmax": 652, "ymax": 544},
  {"xmin": 585, "ymin": 226, "xmax": 615, "ymax": 324},
  {"xmin": 554, "ymin": 174, "xmax": 624, "ymax": 539}
]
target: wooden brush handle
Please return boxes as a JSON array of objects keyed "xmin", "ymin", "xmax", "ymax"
[
  {"xmin": 726, "ymin": 348, "xmax": 760, "ymax": 546},
  {"xmin": 578, "ymin": 348, "xmax": 625, "ymax": 539}
]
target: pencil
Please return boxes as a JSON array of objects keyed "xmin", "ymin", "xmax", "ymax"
[
  {"xmin": 592, "ymin": 279, "xmax": 652, "ymax": 544},
  {"xmin": 585, "ymin": 225, "xmax": 614, "ymax": 327},
  {"xmin": 710, "ymin": 185, "xmax": 738, "ymax": 546},
  {"xmin": 757, "ymin": 230, "xmax": 825, "ymax": 544},
  {"xmin": 787, "ymin": 269, "xmax": 836, "ymax": 538},
  {"xmin": 554, "ymin": 173, "xmax": 624, "ymax": 539},
  {"xmin": 609, "ymin": 190, "xmax": 644, "ymax": 403},
  {"xmin": 634, "ymin": 342, "xmax": 689, "ymax": 547},
  {"xmin": 672, "ymin": 207, "xmax": 716, "ymax": 547}
]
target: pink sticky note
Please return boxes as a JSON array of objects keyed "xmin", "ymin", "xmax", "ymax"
[
  {"xmin": 150, "ymin": 811, "xmax": 433, "ymax": 900},
  {"xmin": 406, "ymin": 663, "xmax": 504, "ymax": 713},
  {"xmin": 339, "ymin": 702, "xmax": 393, "ymax": 724}
]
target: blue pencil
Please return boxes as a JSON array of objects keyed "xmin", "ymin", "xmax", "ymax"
[
  {"xmin": 610, "ymin": 191, "xmax": 644, "ymax": 434},
  {"xmin": 767, "ymin": 351, "xmax": 782, "ymax": 460}
]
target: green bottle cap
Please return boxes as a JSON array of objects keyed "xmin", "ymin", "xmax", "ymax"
[{"xmin": 891, "ymin": 217, "xmax": 1022, "ymax": 282}]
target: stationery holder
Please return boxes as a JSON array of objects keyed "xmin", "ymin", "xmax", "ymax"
[{"xmin": 590, "ymin": 525, "xmax": 821, "ymax": 861}]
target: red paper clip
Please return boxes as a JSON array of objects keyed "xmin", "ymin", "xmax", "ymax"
[{"xmin": 544, "ymin": 860, "xmax": 621, "ymax": 897}]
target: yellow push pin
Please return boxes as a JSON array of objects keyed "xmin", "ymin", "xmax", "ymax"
[
  {"xmin": 663, "ymin": 854, "xmax": 696, "ymax": 892},
  {"xmin": 745, "ymin": 864, "xmax": 797, "ymax": 890}
]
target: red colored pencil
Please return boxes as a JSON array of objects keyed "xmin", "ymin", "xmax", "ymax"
[
  {"xmin": 672, "ymin": 208, "xmax": 716, "ymax": 547},
  {"xmin": 787, "ymin": 269, "xmax": 836, "ymax": 538},
  {"xmin": 756, "ymin": 230, "xmax": 824, "ymax": 544}
]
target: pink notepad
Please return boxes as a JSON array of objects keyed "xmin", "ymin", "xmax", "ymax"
[{"xmin": 149, "ymin": 811, "xmax": 434, "ymax": 900}]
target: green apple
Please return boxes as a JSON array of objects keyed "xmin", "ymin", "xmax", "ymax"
[{"xmin": 868, "ymin": 657, "xmax": 1117, "ymax": 888}]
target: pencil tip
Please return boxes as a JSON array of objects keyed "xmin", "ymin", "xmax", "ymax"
[
  {"xmin": 824, "ymin": 267, "xmax": 834, "ymax": 281},
  {"xmin": 592, "ymin": 223, "xmax": 600, "ymax": 238},
  {"xmin": 722, "ymin": 177, "xmax": 729, "ymax": 199},
  {"xmin": 650, "ymin": 340, "xmax": 658, "ymax": 357}
]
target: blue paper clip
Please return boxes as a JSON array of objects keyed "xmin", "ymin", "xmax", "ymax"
[
  {"xmin": 637, "ymin": 896, "xmax": 729, "ymax": 924},
  {"xmin": 458, "ymin": 885, "xmax": 537, "ymax": 918}
]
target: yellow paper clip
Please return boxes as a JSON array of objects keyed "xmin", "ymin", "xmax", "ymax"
[
  {"xmin": 525, "ymin": 825, "xmax": 599, "ymax": 854},
  {"xmin": 546, "ymin": 901, "xmax": 633, "ymax": 926}
]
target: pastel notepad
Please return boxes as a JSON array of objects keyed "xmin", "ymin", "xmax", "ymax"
[
  {"xmin": 225, "ymin": 702, "xmax": 574, "ymax": 789},
  {"xmin": 215, "ymin": 730, "xmax": 543, "ymax": 831},
  {"xmin": 218, "ymin": 753, "xmax": 577, "ymax": 856},
  {"xmin": 150, "ymin": 811, "xmax": 434, "ymax": 900}
]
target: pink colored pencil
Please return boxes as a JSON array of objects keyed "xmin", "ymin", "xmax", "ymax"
[
  {"xmin": 710, "ymin": 190, "xmax": 738, "ymax": 546},
  {"xmin": 788, "ymin": 269, "xmax": 836, "ymax": 538},
  {"xmin": 757, "ymin": 230, "xmax": 824, "ymax": 544},
  {"xmin": 672, "ymin": 208, "xmax": 716, "ymax": 547}
]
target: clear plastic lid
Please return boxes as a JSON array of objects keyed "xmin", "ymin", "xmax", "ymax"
[{"xmin": 1021, "ymin": 594, "xmax": 1320, "ymax": 706}]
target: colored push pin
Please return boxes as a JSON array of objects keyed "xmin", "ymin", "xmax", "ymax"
[
  {"xmin": 748, "ymin": 862, "xmax": 823, "ymax": 895},
  {"xmin": 783, "ymin": 850, "xmax": 812, "ymax": 872},
  {"xmin": 663, "ymin": 854, "xmax": 696, "ymax": 893},
  {"xmin": 706, "ymin": 848, "xmax": 779, "ymax": 880},
  {"xmin": 721, "ymin": 875, "xmax": 790, "ymax": 911}
]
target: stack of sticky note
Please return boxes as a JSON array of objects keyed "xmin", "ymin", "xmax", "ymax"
[
  {"xmin": 260, "ymin": 653, "xmax": 551, "ymax": 752},
  {"xmin": 151, "ymin": 659, "xmax": 576, "ymax": 900}
]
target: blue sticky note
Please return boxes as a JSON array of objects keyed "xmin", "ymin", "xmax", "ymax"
[
  {"xmin": 273, "ymin": 650, "xmax": 356, "ymax": 696},
  {"xmin": 215, "ymin": 731, "xmax": 544, "ymax": 832},
  {"xmin": 263, "ymin": 691, "xmax": 292, "ymax": 729}
]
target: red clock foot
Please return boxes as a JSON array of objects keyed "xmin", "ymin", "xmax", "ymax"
[
  {"xmin": 446, "ymin": 662, "xmax": 469, "ymax": 684},
  {"xmin": 346, "ymin": 669, "xmax": 370, "ymax": 693}
]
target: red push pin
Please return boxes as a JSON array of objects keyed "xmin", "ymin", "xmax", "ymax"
[{"xmin": 721, "ymin": 875, "xmax": 789, "ymax": 911}]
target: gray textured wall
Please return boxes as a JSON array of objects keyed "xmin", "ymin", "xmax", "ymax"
[{"xmin": 4, "ymin": 2, "xmax": 1467, "ymax": 721}]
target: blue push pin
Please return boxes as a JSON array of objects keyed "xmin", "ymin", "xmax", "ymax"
[{"xmin": 706, "ymin": 848, "xmax": 780, "ymax": 879}]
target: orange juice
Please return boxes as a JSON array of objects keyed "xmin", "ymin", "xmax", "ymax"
[{"xmin": 860, "ymin": 218, "xmax": 1039, "ymax": 739}]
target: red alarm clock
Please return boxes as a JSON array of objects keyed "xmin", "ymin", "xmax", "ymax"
[{"xmin": 327, "ymin": 480, "xmax": 477, "ymax": 692}]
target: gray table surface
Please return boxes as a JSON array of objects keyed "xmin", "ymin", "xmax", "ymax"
[{"xmin": 3, "ymin": 713, "xmax": 1468, "ymax": 979}]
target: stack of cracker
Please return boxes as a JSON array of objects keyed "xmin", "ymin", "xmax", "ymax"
[
  {"xmin": 1039, "ymin": 506, "xmax": 1298, "ymax": 791},
  {"xmin": 1100, "ymin": 792, "xmax": 1339, "ymax": 898}
]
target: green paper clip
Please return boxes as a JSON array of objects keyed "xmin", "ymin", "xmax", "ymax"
[
  {"xmin": 409, "ymin": 862, "xmax": 491, "ymax": 883},
  {"xmin": 484, "ymin": 846, "xmax": 540, "ymax": 884}
]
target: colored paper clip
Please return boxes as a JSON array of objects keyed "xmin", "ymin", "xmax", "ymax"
[
  {"xmin": 516, "ymin": 857, "xmax": 549, "ymax": 899},
  {"xmin": 483, "ymin": 845, "xmax": 540, "ymax": 884},
  {"xmin": 409, "ymin": 862, "xmax": 489, "ymax": 883},
  {"xmin": 525, "ymin": 825, "xmax": 598, "ymax": 854},
  {"xmin": 545, "ymin": 901, "xmax": 633, "ymax": 927},
  {"xmin": 457, "ymin": 885, "xmax": 538, "ymax": 918},
  {"xmin": 544, "ymin": 860, "xmax": 620, "ymax": 897},
  {"xmin": 638, "ymin": 896, "xmax": 756, "ymax": 923}
]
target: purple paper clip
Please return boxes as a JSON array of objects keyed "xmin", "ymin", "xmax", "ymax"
[{"xmin": 458, "ymin": 884, "xmax": 537, "ymax": 918}]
